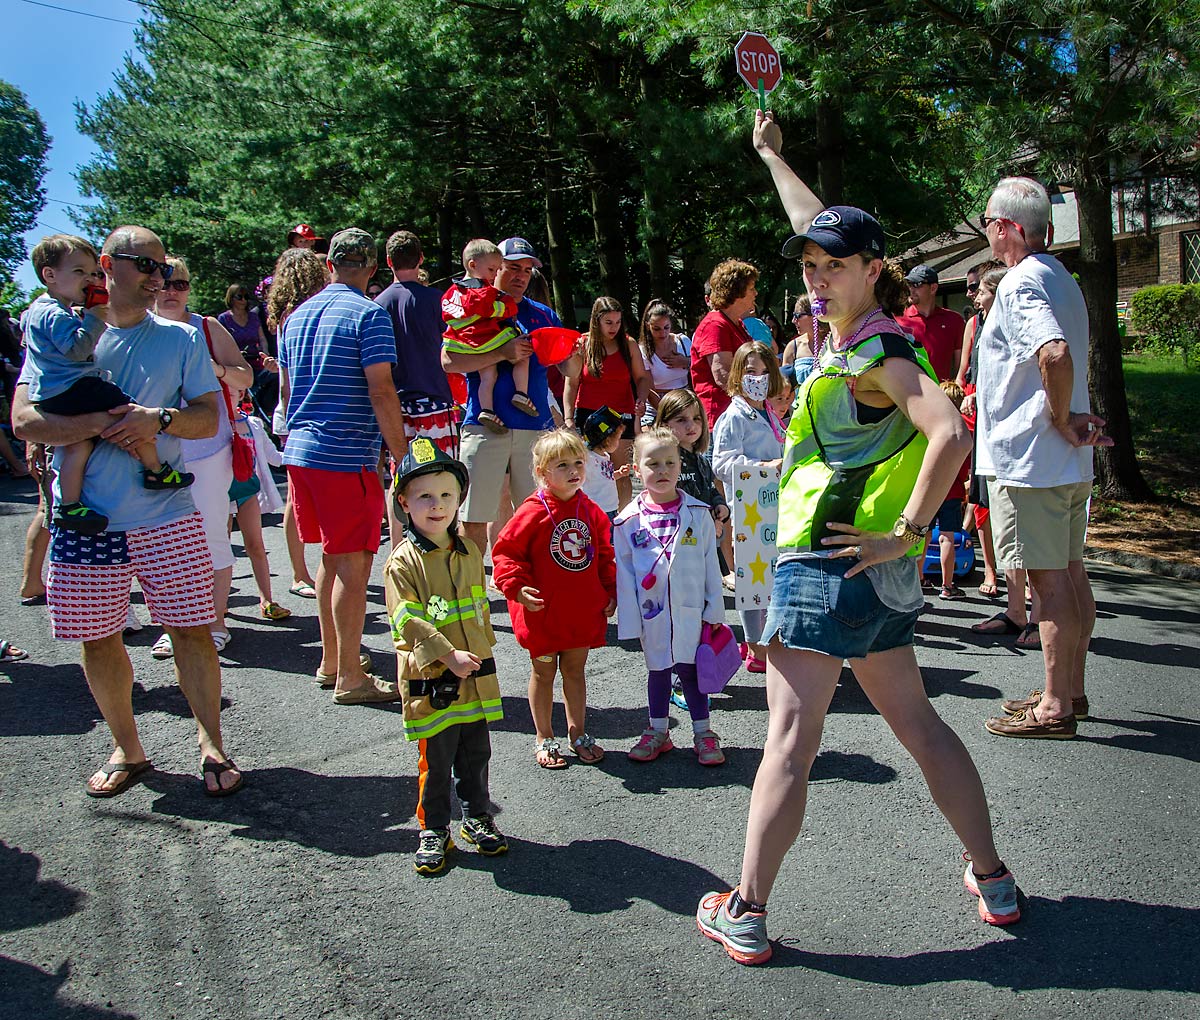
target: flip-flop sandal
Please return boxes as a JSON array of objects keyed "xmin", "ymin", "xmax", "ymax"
[
  {"xmin": 86, "ymin": 759, "xmax": 152, "ymax": 799},
  {"xmin": 978, "ymin": 581, "xmax": 1000, "ymax": 597},
  {"xmin": 260, "ymin": 601, "xmax": 292, "ymax": 621},
  {"xmin": 970, "ymin": 612, "xmax": 1022, "ymax": 636},
  {"xmin": 571, "ymin": 733, "xmax": 605, "ymax": 764},
  {"xmin": 288, "ymin": 582, "xmax": 317, "ymax": 599},
  {"xmin": 1015, "ymin": 623, "xmax": 1042, "ymax": 649},
  {"xmin": 0, "ymin": 640, "xmax": 29, "ymax": 662},
  {"xmin": 20, "ymin": 593, "xmax": 47, "ymax": 606},
  {"xmin": 510, "ymin": 391, "xmax": 539, "ymax": 416},
  {"xmin": 202, "ymin": 758, "xmax": 244, "ymax": 798},
  {"xmin": 535, "ymin": 738, "xmax": 568, "ymax": 770},
  {"xmin": 151, "ymin": 633, "xmax": 174, "ymax": 659}
]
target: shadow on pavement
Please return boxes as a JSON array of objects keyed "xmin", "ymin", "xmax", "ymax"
[
  {"xmin": 0, "ymin": 663, "xmax": 103, "ymax": 738},
  {"xmin": 1088, "ymin": 635, "xmax": 1199, "ymax": 669},
  {"xmin": 0, "ymin": 958, "xmax": 136, "ymax": 1020},
  {"xmin": 143, "ymin": 767, "xmax": 419, "ymax": 857},
  {"xmin": 770, "ymin": 895, "xmax": 1200, "ymax": 992},
  {"xmin": 455, "ymin": 836, "xmax": 727, "ymax": 916},
  {"xmin": 1076, "ymin": 711, "xmax": 1200, "ymax": 763},
  {"xmin": 0, "ymin": 841, "xmax": 84, "ymax": 933}
]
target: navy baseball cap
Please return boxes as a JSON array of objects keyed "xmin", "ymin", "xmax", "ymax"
[
  {"xmin": 781, "ymin": 206, "xmax": 886, "ymax": 260},
  {"xmin": 498, "ymin": 236, "xmax": 543, "ymax": 268}
]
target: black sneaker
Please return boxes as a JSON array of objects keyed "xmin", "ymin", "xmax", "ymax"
[
  {"xmin": 459, "ymin": 814, "xmax": 508, "ymax": 856},
  {"xmin": 52, "ymin": 501, "xmax": 109, "ymax": 535},
  {"xmin": 143, "ymin": 463, "xmax": 195, "ymax": 490},
  {"xmin": 414, "ymin": 828, "xmax": 453, "ymax": 874}
]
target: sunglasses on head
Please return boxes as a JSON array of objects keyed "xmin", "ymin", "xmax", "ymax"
[
  {"xmin": 111, "ymin": 253, "xmax": 174, "ymax": 279},
  {"xmin": 161, "ymin": 279, "xmax": 191, "ymax": 292}
]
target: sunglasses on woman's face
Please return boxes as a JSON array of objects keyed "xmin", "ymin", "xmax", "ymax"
[
  {"xmin": 111, "ymin": 253, "xmax": 174, "ymax": 279},
  {"xmin": 233, "ymin": 292, "xmax": 249, "ymax": 300},
  {"xmin": 161, "ymin": 279, "xmax": 191, "ymax": 292}
]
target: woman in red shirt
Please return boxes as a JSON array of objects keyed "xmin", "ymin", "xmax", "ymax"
[
  {"xmin": 688, "ymin": 260, "xmax": 758, "ymax": 428},
  {"xmin": 564, "ymin": 296, "xmax": 651, "ymax": 506}
]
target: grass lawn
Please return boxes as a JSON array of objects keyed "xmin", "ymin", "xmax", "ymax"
[{"xmin": 1087, "ymin": 353, "xmax": 1200, "ymax": 568}]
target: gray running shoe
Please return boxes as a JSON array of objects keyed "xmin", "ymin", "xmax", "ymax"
[{"xmin": 696, "ymin": 890, "xmax": 771, "ymax": 965}]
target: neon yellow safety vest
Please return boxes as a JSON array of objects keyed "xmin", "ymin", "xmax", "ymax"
[{"xmin": 777, "ymin": 327, "xmax": 937, "ymax": 557}]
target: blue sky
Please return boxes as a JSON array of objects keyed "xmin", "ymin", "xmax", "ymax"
[{"xmin": 5, "ymin": 0, "xmax": 140, "ymax": 292}]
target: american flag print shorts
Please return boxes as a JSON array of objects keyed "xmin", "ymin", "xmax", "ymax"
[{"xmin": 47, "ymin": 512, "xmax": 216, "ymax": 641}]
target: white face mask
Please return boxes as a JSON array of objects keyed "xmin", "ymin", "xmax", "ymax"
[{"xmin": 742, "ymin": 373, "xmax": 770, "ymax": 401}]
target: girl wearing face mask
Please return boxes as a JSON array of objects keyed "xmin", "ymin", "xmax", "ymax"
[{"xmin": 711, "ymin": 340, "xmax": 785, "ymax": 671}]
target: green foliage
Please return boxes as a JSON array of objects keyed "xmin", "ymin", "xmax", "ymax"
[
  {"xmin": 1128, "ymin": 285, "xmax": 1200, "ymax": 368},
  {"xmin": 1, "ymin": 273, "xmax": 29, "ymax": 315},
  {"xmin": 0, "ymin": 80, "xmax": 51, "ymax": 275}
]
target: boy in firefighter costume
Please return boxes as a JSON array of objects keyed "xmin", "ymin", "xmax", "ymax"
[{"xmin": 384, "ymin": 436, "xmax": 507, "ymax": 874}]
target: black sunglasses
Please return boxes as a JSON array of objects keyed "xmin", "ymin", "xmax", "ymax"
[
  {"xmin": 233, "ymin": 291, "xmax": 249, "ymax": 299},
  {"xmin": 161, "ymin": 279, "xmax": 191, "ymax": 292},
  {"xmin": 111, "ymin": 253, "xmax": 174, "ymax": 279},
  {"xmin": 965, "ymin": 282, "xmax": 980, "ymax": 293}
]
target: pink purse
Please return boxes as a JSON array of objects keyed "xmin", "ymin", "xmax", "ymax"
[{"xmin": 696, "ymin": 623, "xmax": 741, "ymax": 694}]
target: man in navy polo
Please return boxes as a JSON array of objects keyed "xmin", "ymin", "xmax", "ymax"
[
  {"xmin": 898, "ymin": 264, "xmax": 963, "ymax": 382},
  {"xmin": 441, "ymin": 236, "xmax": 583, "ymax": 555}
]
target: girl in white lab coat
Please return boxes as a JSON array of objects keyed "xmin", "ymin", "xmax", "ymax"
[{"xmin": 614, "ymin": 429, "xmax": 727, "ymax": 766}]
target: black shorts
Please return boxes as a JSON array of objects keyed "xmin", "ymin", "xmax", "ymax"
[
  {"xmin": 934, "ymin": 497, "xmax": 963, "ymax": 534},
  {"xmin": 574, "ymin": 407, "xmax": 634, "ymax": 441},
  {"xmin": 36, "ymin": 376, "xmax": 130, "ymax": 416}
]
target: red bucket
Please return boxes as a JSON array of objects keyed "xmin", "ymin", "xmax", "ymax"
[{"xmin": 530, "ymin": 327, "xmax": 581, "ymax": 366}]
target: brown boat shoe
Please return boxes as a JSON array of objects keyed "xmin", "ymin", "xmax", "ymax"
[
  {"xmin": 1001, "ymin": 690, "xmax": 1089, "ymax": 720},
  {"xmin": 985, "ymin": 707, "xmax": 1077, "ymax": 739}
]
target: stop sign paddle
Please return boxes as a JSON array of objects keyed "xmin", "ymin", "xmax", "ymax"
[{"xmin": 734, "ymin": 31, "xmax": 782, "ymax": 111}]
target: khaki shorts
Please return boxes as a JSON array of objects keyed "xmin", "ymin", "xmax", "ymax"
[
  {"xmin": 458, "ymin": 424, "xmax": 541, "ymax": 523},
  {"xmin": 987, "ymin": 479, "xmax": 1091, "ymax": 571}
]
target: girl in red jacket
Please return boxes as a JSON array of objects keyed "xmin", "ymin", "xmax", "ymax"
[{"xmin": 492, "ymin": 429, "xmax": 617, "ymax": 769}]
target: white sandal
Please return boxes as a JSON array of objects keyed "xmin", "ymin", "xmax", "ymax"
[
  {"xmin": 571, "ymin": 732, "xmax": 605, "ymax": 764},
  {"xmin": 211, "ymin": 629, "xmax": 232, "ymax": 653},
  {"xmin": 151, "ymin": 633, "xmax": 174, "ymax": 660}
]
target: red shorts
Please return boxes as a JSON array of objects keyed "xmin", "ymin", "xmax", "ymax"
[
  {"xmin": 47, "ymin": 512, "xmax": 215, "ymax": 642},
  {"xmin": 287, "ymin": 465, "xmax": 384, "ymax": 555}
]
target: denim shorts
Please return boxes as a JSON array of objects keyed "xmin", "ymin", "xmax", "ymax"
[{"xmin": 762, "ymin": 556, "xmax": 919, "ymax": 660}]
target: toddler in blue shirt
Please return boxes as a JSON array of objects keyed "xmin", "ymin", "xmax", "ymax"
[{"xmin": 24, "ymin": 235, "xmax": 192, "ymax": 534}]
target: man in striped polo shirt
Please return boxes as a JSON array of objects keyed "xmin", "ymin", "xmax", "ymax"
[{"xmin": 278, "ymin": 227, "xmax": 410, "ymax": 705}]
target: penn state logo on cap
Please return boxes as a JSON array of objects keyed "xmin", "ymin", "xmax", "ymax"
[{"xmin": 780, "ymin": 204, "xmax": 886, "ymax": 261}]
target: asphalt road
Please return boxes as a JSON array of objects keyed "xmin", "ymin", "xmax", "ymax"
[{"xmin": 1, "ymin": 472, "xmax": 1198, "ymax": 1020}]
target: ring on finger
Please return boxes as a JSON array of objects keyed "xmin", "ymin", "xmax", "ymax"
[{"xmin": 854, "ymin": 545, "xmax": 862, "ymax": 558}]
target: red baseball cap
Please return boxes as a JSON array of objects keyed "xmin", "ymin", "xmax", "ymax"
[{"xmin": 287, "ymin": 223, "xmax": 321, "ymax": 243}]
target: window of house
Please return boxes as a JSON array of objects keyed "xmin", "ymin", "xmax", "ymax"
[{"xmin": 1183, "ymin": 231, "xmax": 1200, "ymax": 284}]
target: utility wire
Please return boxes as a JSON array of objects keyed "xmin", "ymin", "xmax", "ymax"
[{"xmin": 16, "ymin": 0, "xmax": 139, "ymax": 25}]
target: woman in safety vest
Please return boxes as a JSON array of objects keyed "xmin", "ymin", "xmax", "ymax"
[{"xmin": 695, "ymin": 111, "xmax": 1021, "ymax": 968}]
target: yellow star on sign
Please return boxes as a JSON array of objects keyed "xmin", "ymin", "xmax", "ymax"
[
  {"xmin": 749, "ymin": 553, "xmax": 769, "ymax": 584},
  {"xmin": 742, "ymin": 500, "xmax": 763, "ymax": 531}
]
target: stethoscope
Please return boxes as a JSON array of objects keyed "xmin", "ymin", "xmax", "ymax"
[{"xmin": 633, "ymin": 494, "xmax": 680, "ymax": 619}]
